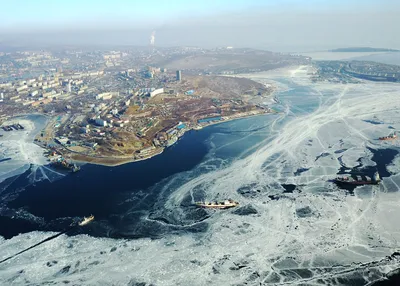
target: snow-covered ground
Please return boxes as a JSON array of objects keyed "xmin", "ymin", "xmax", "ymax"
[{"xmin": 1, "ymin": 67, "xmax": 400, "ymax": 285}]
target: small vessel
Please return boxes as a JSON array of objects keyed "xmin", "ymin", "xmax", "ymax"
[
  {"xmin": 51, "ymin": 158, "xmax": 80, "ymax": 172},
  {"xmin": 333, "ymin": 172, "xmax": 380, "ymax": 186},
  {"xmin": 195, "ymin": 199, "xmax": 239, "ymax": 209},
  {"xmin": 71, "ymin": 163, "xmax": 80, "ymax": 172},
  {"xmin": 79, "ymin": 215, "xmax": 94, "ymax": 226},
  {"xmin": 379, "ymin": 132, "xmax": 397, "ymax": 141},
  {"xmin": 166, "ymin": 136, "xmax": 178, "ymax": 147}
]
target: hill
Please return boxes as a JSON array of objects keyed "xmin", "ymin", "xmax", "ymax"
[{"xmin": 329, "ymin": 47, "xmax": 400, "ymax": 53}]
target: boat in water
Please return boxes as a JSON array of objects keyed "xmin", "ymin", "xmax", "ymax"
[
  {"xmin": 79, "ymin": 215, "xmax": 94, "ymax": 226},
  {"xmin": 195, "ymin": 199, "xmax": 239, "ymax": 209},
  {"xmin": 333, "ymin": 172, "xmax": 380, "ymax": 186},
  {"xmin": 166, "ymin": 136, "xmax": 178, "ymax": 147},
  {"xmin": 51, "ymin": 158, "xmax": 80, "ymax": 172},
  {"xmin": 379, "ymin": 132, "xmax": 397, "ymax": 141}
]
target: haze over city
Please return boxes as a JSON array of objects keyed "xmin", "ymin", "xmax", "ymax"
[{"xmin": 1, "ymin": 0, "xmax": 400, "ymax": 51}]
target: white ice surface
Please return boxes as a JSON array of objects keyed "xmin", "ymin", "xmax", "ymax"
[
  {"xmin": 0, "ymin": 118, "xmax": 48, "ymax": 184},
  {"xmin": 0, "ymin": 116, "xmax": 65, "ymax": 191},
  {"xmin": 1, "ymin": 67, "xmax": 400, "ymax": 285}
]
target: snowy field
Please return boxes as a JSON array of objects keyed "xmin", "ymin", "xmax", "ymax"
[{"xmin": 1, "ymin": 67, "xmax": 400, "ymax": 285}]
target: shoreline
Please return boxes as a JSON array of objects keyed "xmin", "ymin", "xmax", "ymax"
[
  {"xmin": 4, "ymin": 106, "xmax": 276, "ymax": 169},
  {"xmin": 65, "ymin": 109, "xmax": 275, "ymax": 167},
  {"xmin": 6, "ymin": 70, "xmax": 289, "ymax": 168}
]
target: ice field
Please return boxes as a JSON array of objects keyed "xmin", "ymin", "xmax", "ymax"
[
  {"xmin": 0, "ymin": 115, "xmax": 66, "ymax": 188},
  {"xmin": 0, "ymin": 117, "xmax": 46, "ymax": 183},
  {"xmin": 1, "ymin": 66, "xmax": 400, "ymax": 285}
]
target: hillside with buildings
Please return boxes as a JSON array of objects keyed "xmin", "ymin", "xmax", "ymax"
[{"xmin": 0, "ymin": 47, "xmax": 283, "ymax": 166}]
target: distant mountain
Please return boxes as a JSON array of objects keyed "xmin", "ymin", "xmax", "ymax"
[{"xmin": 329, "ymin": 47, "xmax": 400, "ymax": 53}]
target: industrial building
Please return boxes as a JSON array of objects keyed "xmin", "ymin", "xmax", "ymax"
[
  {"xmin": 198, "ymin": 116, "xmax": 222, "ymax": 124},
  {"xmin": 138, "ymin": 146, "xmax": 155, "ymax": 155},
  {"xmin": 95, "ymin": 118, "xmax": 107, "ymax": 127},
  {"xmin": 95, "ymin": 92, "xmax": 119, "ymax": 100},
  {"xmin": 150, "ymin": 88, "xmax": 164, "ymax": 97}
]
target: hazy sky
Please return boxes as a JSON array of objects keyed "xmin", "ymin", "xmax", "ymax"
[{"xmin": 1, "ymin": 0, "xmax": 399, "ymax": 51}]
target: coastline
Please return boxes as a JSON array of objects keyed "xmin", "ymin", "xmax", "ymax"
[
  {"xmin": 5, "ymin": 70, "xmax": 289, "ymax": 169},
  {"xmin": 66, "ymin": 109, "xmax": 275, "ymax": 167},
  {"xmin": 3, "ymin": 107, "xmax": 275, "ymax": 169}
]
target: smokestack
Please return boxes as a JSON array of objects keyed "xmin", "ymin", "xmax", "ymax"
[{"xmin": 150, "ymin": 31, "xmax": 155, "ymax": 47}]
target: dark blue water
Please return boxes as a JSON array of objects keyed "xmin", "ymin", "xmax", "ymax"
[
  {"xmin": 0, "ymin": 112, "xmax": 279, "ymax": 239},
  {"xmin": 0, "ymin": 129, "xmax": 209, "ymax": 238},
  {"xmin": 0, "ymin": 77, "xmax": 372, "ymax": 239},
  {"xmin": 1, "ymin": 78, "xmax": 397, "ymax": 244}
]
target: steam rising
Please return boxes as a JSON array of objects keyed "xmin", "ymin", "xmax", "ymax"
[{"xmin": 150, "ymin": 30, "xmax": 155, "ymax": 46}]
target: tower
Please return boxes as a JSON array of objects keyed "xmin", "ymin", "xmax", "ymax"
[{"xmin": 176, "ymin": 70, "xmax": 182, "ymax": 82}]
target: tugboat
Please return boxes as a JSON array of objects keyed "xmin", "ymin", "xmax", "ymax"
[
  {"xmin": 333, "ymin": 172, "xmax": 380, "ymax": 186},
  {"xmin": 379, "ymin": 132, "xmax": 397, "ymax": 141},
  {"xmin": 195, "ymin": 199, "xmax": 239, "ymax": 209},
  {"xmin": 78, "ymin": 215, "xmax": 94, "ymax": 226}
]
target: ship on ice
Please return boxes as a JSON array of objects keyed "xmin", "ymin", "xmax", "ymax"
[
  {"xmin": 195, "ymin": 199, "xmax": 239, "ymax": 209},
  {"xmin": 1, "ymin": 123, "xmax": 24, "ymax": 131},
  {"xmin": 333, "ymin": 172, "xmax": 380, "ymax": 186},
  {"xmin": 379, "ymin": 131, "xmax": 397, "ymax": 141}
]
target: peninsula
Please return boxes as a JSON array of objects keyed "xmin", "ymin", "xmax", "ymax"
[{"xmin": 0, "ymin": 47, "xmax": 309, "ymax": 166}]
